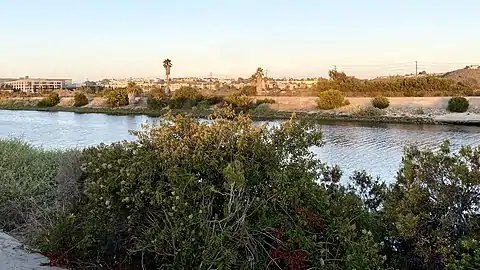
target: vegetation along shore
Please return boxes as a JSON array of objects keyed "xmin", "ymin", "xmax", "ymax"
[{"xmin": 1, "ymin": 70, "xmax": 480, "ymax": 125}]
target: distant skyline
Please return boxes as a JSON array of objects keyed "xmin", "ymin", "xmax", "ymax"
[{"xmin": 1, "ymin": 0, "xmax": 479, "ymax": 81}]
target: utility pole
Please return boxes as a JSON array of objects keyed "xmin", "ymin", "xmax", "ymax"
[{"xmin": 415, "ymin": 61, "xmax": 418, "ymax": 76}]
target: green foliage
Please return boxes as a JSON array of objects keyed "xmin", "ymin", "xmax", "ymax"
[
  {"xmin": 377, "ymin": 141, "xmax": 480, "ymax": 269},
  {"xmin": 447, "ymin": 239, "xmax": 480, "ymax": 269},
  {"xmin": 105, "ymin": 89, "xmax": 129, "ymax": 107},
  {"xmin": 352, "ymin": 106, "xmax": 385, "ymax": 118},
  {"xmin": 37, "ymin": 92, "xmax": 60, "ymax": 107},
  {"xmin": 317, "ymin": 89, "xmax": 349, "ymax": 110},
  {"xmin": 202, "ymin": 95, "xmax": 223, "ymax": 105},
  {"xmin": 252, "ymin": 103, "xmax": 274, "ymax": 117},
  {"xmin": 73, "ymin": 92, "xmax": 89, "ymax": 107},
  {"xmin": 371, "ymin": 96, "xmax": 390, "ymax": 109},
  {"xmin": 36, "ymin": 109, "xmax": 384, "ymax": 268},
  {"xmin": 126, "ymin": 82, "xmax": 142, "ymax": 95},
  {"xmin": 171, "ymin": 86, "xmax": 202, "ymax": 101},
  {"xmin": 0, "ymin": 139, "xmax": 75, "ymax": 231},
  {"xmin": 447, "ymin": 96, "xmax": 469, "ymax": 112},
  {"xmin": 147, "ymin": 86, "xmax": 169, "ymax": 110},
  {"xmin": 415, "ymin": 107, "xmax": 426, "ymax": 115},
  {"xmin": 239, "ymin": 85, "xmax": 256, "ymax": 96},
  {"xmin": 317, "ymin": 70, "xmax": 473, "ymax": 97},
  {"xmin": 170, "ymin": 86, "xmax": 203, "ymax": 109},
  {"xmin": 255, "ymin": 98, "xmax": 276, "ymax": 105},
  {"xmin": 224, "ymin": 92, "xmax": 255, "ymax": 112}
]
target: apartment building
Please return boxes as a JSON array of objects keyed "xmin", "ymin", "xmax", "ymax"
[{"xmin": 5, "ymin": 76, "xmax": 72, "ymax": 93}]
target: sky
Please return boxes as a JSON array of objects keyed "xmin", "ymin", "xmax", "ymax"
[{"xmin": 1, "ymin": 0, "xmax": 480, "ymax": 81}]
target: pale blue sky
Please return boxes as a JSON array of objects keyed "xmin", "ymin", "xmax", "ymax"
[{"xmin": 1, "ymin": 0, "xmax": 479, "ymax": 81}]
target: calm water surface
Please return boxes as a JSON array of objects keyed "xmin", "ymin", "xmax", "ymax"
[{"xmin": 1, "ymin": 110, "xmax": 480, "ymax": 182}]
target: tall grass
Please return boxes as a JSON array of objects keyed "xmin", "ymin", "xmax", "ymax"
[{"xmin": 0, "ymin": 139, "xmax": 81, "ymax": 237}]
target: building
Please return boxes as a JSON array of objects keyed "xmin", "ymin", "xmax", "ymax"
[
  {"xmin": 5, "ymin": 76, "xmax": 73, "ymax": 93},
  {"xmin": 466, "ymin": 65, "xmax": 479, "ymax": 70}
]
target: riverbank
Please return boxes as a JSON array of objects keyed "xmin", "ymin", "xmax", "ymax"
[{"xmin": 1, "ymin": 96, "xmax": 480, "ymax": 125}]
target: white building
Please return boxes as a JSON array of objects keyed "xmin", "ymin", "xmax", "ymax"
[{"xmin": 5, "ymin": 76, "xmax": 72, "ymax": 93}]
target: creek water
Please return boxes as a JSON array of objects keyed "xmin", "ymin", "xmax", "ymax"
[{"xmin": 1, "ymin": 110, "xmax": 480, "ymax": 182}]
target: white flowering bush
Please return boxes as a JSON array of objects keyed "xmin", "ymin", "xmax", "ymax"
[{"xmin": 38, "ymin": 108, "xmax": 384, "ymax": 268}]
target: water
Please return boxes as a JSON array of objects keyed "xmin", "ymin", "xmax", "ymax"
[{"xmin": 1, "ymin": 110, "xmax": 480, "ymax": 182}]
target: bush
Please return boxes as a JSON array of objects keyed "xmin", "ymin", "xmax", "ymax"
[
  {"xmin": 170, "ymin": 86, "xmax": 203, "ymax": 109},
  {"xmin": 352, "ymin": 106, "xmax": 385, "ymax": 118},
  {"xmin": 0, "ymin": 139, "xmax": 77, "ymax": 232},
  {"xmin": 255, "ymin": 98, "xmax": 276, "ymax": 105},
  {"xmin": 371, "ymin": 96, "xmax": 390, "ymax": 109},
  {"xmin": 202, "ymin": 95, "xmax": 223, "ymax": 105},
  {"xmin": 105, "ymin": 89, "xmax": 129, "ymax": 107},
  {"xmin": 317, "ymin": 89, "xmax": 349, "ymax": 110},
  {"xmin": 37, "ymin": 92, "xmax": 60, "ymax": 107},
  {"xmin": 252, "ymin": 103, "xmax": 274, "ymax": 116},
  {"xmin": 36, "ymin": 109, "xmax": 384, "ymax": 268},
  {"xmin": 172, "ymin": 86, "xmax": 202, "ymax": 101},
  {"xmin": 316, "ymin": 71, "xmax": 473, "ymax": 97},
  {"xmin": 239, "ymin": 85, "xmax": 256, "ymax": 96},
  {"xmin": 224, "ymin": 92, "xmax": 255, "ymax": 112},
  {"xmin": 448, "ymin": 96, "xmax": 469, "ymax": 112},
  {"xmin": 73, "ymin": 92, "xmax": 89, "ymax": 107},
  {"xmin": 147, "ymin": 96, "xmax": 168, "ymax": 110},
  {"xmin": 381, "ymin": 141, "xmax": 480, "ymax": 269}
]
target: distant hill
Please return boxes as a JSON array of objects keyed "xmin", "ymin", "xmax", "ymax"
[{"xmin": 441, "ymin": 67, "xmax": 480, "ymax": 89}]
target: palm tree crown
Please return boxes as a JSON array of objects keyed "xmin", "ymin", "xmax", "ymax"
[{"xmin": 163, "ymin": 59, "xmax": 172, "ymax": 76}]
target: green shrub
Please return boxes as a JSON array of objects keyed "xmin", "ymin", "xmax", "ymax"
[
  {"xmin": 172, "ymin": 86, "xmax": 202, "ymax": 101},
  {"xmin": 447, "ymin": 96, "xmax": 469, "ymax": 112},
  {"xmin": 371, "ymin": 96, "xmax": 390, "ymax": 109},
  {"xmin": 316, "ymin": 71, "xmax": 473, "ymax": 97},
  {"xmin": 170, "ymin": 86, "xmax": 203, "ymax": 109},
  {"xmin": 37, "ymin": 92, "xmax": 60, "ymax": 107},
  {"xmin": 224, "ymin": 92, "xmax": 255, "ymax": 112},
  {"xmin": 147, "ymin": 96, "xmax": 168, "ymax": 110},
  {"xmin": 105, "ymin": 89, "xmax": 128, "ymax": 107},
  {"xmin": 381, "ymin": 141, "xmax": 480, "ymax": 269},
  {"xmin": 73, "ymin": 92, "xmax": 89, "ymax": 107},
  {"xmin": 255, "ymin": 98, "xmax": 276, "ymax": 105},
  {"xmin": 317, "ymin": 89, "xmax": 349, "ymax": 110},
  {"xmin": 352, "ymin": 106, "xmax": 385, "ymax": 118},
  {"xmin": 202, "ymin": 95, "xmax": 223, "ymax": 105},
  {"xmin": 239, "ymin": 85, "xmax": 256, "ymax": 96},
  {"xmin": 252, "ymin": 103, "xmax": 274, "ymax": 116},
  {"xmin": 0, "ymin": 139, "xmax": 77, "ymax": 232},
  {"xmin": 37, "ymin": 108, "xmax": 384, "ymax": 268}
]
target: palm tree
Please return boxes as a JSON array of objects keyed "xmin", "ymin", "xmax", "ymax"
[
  {"xmin": 163, "ymin": 59, "xmax": 173, "ymax": 96},
  {"xmin": 253, "ymin": 67, "xmax": 264, "ymax": 95},
  {"xmin": 126, "ymin": 82, "xmax": 142, "ymax": 105}
]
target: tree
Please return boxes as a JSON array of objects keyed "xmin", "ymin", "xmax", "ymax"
[
  {"xmin": 163, "ymin": 59, "xmax": 173, "ymax": 96},
  {"xmin": 126, "ymin": 82, "xmax": 142, "ymax": 105},
  {"xmin": 249, "ymin": 67, "xmax": 264, "ymax": 95}
]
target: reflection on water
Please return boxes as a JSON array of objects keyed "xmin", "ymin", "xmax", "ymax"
[{"xmin": 1, "ymin": 110, "xmax": 480, "ymax": 182}]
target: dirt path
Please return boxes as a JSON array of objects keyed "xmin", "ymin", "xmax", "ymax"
[{"xmin": 0, "ymin": 232, "xmax": 64, "ymax": 270}]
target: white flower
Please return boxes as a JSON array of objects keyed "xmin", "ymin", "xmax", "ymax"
[
  {"xmin": 188, "ymin": 214, "xmax": 193, "ymax": 219},
  {"xmin": 140, "ymin": 190, "xmax": 144, "ymax": 194},
  {"xmin": 199, "ymin": 210, "xmax": 203, "ymax": 214},
  {"xmin": 105, "ymin": 200, "xmax": 110, "ymax": 206},
  {"xmin": 175, "ymin": 196, "xmax": 180, "ymax": 200}
]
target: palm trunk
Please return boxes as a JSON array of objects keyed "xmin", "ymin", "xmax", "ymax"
[{"xmin": 165, "ymin": 74, "xmax": 171, "ymax": 96}]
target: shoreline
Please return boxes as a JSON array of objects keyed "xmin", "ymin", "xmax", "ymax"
[
  {"xmin": 1, "ymin": 95, "xmax": 480, "ymax": 126},
  {"xmin": 2, "ymin": 104, "xmax": 478, "ymax": 126}
]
